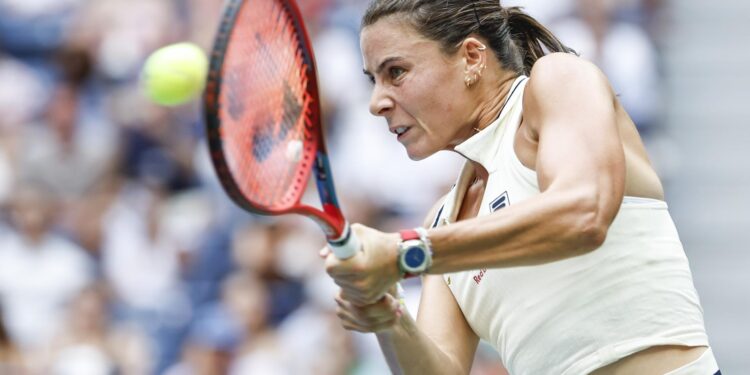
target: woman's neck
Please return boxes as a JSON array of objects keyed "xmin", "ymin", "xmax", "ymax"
[
  {"xmin": 446, "ymin": 69, "xmax": 520, "ymax": 151},
  {"xmin": 473, "ymin": 70, "xmax": 520, "ymax": 132}
]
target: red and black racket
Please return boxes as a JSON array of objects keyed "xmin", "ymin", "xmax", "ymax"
[{"xmin": 203, "ymin": 0, "xmax": 359, "ymax": 258}]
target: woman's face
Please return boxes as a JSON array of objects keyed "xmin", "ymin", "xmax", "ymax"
[{"xmin": 361, "ymin": 17, "xmax": 476, "ymax": 160}]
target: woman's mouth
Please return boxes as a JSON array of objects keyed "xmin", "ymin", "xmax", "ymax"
[{"xmin": 393, "ymin": 126, "xmax": 411, "ymax": 139}]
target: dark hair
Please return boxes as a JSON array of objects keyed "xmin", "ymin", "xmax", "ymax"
[
  {"xmin": 0, "ymin": 305, "xmax": 10, "ymax": 349},
  {"xmin": 362, "ymin": 0, "xmax": 575, "ymax": 75},
  {"xmin": 54, "ymin": 45, "xmax": 93, "ymax": 88}
]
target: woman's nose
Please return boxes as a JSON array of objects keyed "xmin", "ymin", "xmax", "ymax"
[{"xmin": 369, "ymin": 85, "xmax": 393, "ymax": 117}]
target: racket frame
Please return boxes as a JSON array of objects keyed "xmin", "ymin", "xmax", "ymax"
[{"xmin": 204, "ymin": 0, "xmax": 358, "ymax": 258}]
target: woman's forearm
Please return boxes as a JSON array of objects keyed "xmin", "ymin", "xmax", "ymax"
[
  {"xmin": 375, "ymin": 312, "xmax": 466, "ymax": 375},
  {"xmin": 428, "ymin": 188, "xmax": 614, "ymax": 274}
]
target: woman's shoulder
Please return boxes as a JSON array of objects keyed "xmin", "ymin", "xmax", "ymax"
[
  {"xmin": 527, "ymin": 53, "xmax": 609, "ymax": 90},
  {"xmin": 521, "ymin": 53, "xmax": 617, "ymax": 134},
  {"xmin": 524, "ymin": 53, "xmax": 614, "ymax": 110}
]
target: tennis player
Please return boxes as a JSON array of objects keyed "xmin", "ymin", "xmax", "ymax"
[{"xmin": 323, "ymin": 1, "xmax": 719, "ymax": 374}]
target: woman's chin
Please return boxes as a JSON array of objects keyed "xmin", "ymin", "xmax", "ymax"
[{"xmin": 404, "ymin": 147, "xmax": 433, "ymax": 161}]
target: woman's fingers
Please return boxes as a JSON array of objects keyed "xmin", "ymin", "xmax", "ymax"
[
  {"xmin": 334, "ymin": 294, "xmax": 402, "ymax": 333},
  {"xmin": 332, "ymin": 284, "xmax": 389, "ymax": 306},
  {"xmin": 324, "ymin": 224, "xmax": 402, "ymax": 308},
  {"xmin": 328, "ymin": 275, "xmax": 383, "ymax": 306}
]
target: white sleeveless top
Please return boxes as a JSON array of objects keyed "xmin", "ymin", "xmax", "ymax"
[{"xmin": 436, "ymin": 76, "xmax": 709, "ymax": 374}]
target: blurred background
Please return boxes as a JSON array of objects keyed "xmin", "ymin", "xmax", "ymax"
[{"xmin": 0, "ymin": 0, "xmax": 746, "ymax": 374}]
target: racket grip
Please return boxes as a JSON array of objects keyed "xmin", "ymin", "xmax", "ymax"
[{"xmin": 328, "ymin": 223, "xmax": 360, "ymax": 259}]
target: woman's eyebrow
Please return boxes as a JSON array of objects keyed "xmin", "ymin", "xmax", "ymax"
[{"xmin": 363, "ymin": 56, "xmax": 405, "ymax": 76}]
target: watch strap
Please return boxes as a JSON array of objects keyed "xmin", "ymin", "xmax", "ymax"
[
  {"xmin": 398, "ymin": 228, "xmax": 431, "ymax": 279},
  {"xmin": 399, "ymin": 229, "xmax": 420, "ymax": 241}
]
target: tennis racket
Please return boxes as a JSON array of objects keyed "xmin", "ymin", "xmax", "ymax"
[{"xmin": 203, "ymin": 0, "xmax": 359, "ymax": 259}]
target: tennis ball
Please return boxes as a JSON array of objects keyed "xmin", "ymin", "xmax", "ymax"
[{"xmin": 141, "ymin": 42, "xmax": 208, "ymax": 106}]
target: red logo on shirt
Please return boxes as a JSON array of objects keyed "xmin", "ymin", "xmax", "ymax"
[{"xmin": 473, "ymin": 268, "xmax": 488, "ymax": 285}]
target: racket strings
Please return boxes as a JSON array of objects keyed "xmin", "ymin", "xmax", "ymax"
[{"xmin": 219, "ymin": 0, "xmax": 317, "ymax": 209}]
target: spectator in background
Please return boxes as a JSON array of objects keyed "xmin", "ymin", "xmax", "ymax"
[
  {"xmin": 65, "ymin": 0, "xmax": 180, "ymax": 82},
  {"xmin": 552, "ymin": 0, "xmax": 662, "ymax": 133},
  {"xmin": 38, "ymin": 285, "xmax": 153, "ymax": 375},
  {"xmin": 223, "ymin": 273, "xmax": 286, "ymax": 374},
  {"xmin": 502, "ymin": 0, "xmax": 574, "ymax": 24},
  {"xmin": 41, "ymin": 286, "xmax": 116, "ymax": 375},
  {"xmin": 16, "ymin": 79, "xmax": 115, "ymax": 201},
  {"xmin": 275, "ymin": 290, "xmax": 358, "ymax": 375},
  {"xmin": 0, "ymin": 305, "xmax": 26, "ymax": 374},
  {"xmin": 99, "ymin": 180, "xmax": 193, "ymax": 372},
  {"xmin": 13, "ymin": 39, "xmax": 115, "ymax": 204},
  {"xmin": 230, "ymin": 222, "xmax": 306, "ymax": 325},
  {"xmin": 0, "ymin": 0, "xmax": 84, "ymax": 55},
  {"xmin": 0, "ymin": 55, "xmax": 48, "ymax": 205},
  {"xmin": 115, "ymin": 105, "xmax": 199, "ymax": 194},
  {"xmin": 100, "ymin": 183, "xmax": 184, "ymax": 316},
  {"xmin": 614, "ymin": 0, "xmax": 668, "ymax": 39},
  {"xmin": 0, "ymin": 183, "xmax": 94, "ymax": 351},
  {"xmin": 165, "ymin": 272, "xmax": 285, "ymax": 375},
  {"xmin": 165, "ymin": 302, "xmax": 240, "ymax": 375},
  {"xmin": 183, "ymin": 0, "xmax": 230, "ymax": 51}
]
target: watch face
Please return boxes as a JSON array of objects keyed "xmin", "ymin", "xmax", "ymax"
[{"xmin": 404, "ymin": 246, "xmax": 426, "ymax": 269}]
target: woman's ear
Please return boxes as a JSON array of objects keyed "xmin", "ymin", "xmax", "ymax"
[{"xmin": 461, "ymin": 37, "xmax": 487, "ymax": 87}]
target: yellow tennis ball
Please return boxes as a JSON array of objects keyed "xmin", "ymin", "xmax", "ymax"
[{"xmin": 141, "ymin": 42, "xmax": 208, "ymax": 106}]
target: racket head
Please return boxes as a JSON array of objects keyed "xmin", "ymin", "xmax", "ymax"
[
  {"xmin": 204, "ymin": 0, "xmax": 324, "ymax": 216},
  {"xmin": 204, "ymin": 0, "xmax": 349, "ymax": 239}
]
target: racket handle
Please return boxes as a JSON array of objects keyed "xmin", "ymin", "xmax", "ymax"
[{"xmin": 328, "ymin": 223, "xmax": 360, "ymax": 259}]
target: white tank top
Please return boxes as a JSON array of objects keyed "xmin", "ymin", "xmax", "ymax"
[{"xmin": 436, "ymin": 76, "xmax": 709, "ymax": 374}]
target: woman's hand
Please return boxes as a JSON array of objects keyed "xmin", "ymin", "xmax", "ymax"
[
  {"xmin": 323, "ymin": 224, "xmax": 402, "ymax": 306},
  {"xmin": 333, "ymin": 288, "xmax": 403, "ymax": 333}
]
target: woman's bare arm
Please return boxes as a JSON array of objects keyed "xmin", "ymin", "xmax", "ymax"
[
  {"xmin": 371, "ymin": 274, "xmax": 479, "ymax": 375},
  {"xmin": 428, "ymin": 53, "xmax": 625, "ymax": 273},
  {"xmin": 371, "ymin": 198, "xmax": 479, "ymax": 374}
]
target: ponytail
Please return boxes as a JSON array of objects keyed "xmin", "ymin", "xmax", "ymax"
[{"xmin": 503, "ymin": 7, "xmax": 576, "ymax": 74}]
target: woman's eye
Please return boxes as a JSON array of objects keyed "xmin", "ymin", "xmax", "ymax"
[{"xmin": 389, "ymin": 67, "xmax": 405, "ymax": 80}]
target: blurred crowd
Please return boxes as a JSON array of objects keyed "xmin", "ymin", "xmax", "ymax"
[{"xmin": 0, "ymin": 0, "xmax": 666, "ymax": 374}]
